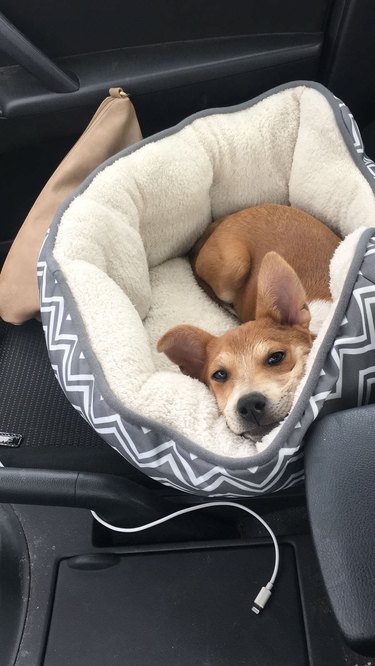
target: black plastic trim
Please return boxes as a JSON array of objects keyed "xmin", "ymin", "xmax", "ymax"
[
  {"xmin": 320, "ymin": 0, "xmax": 375, "ymax": 125},
  {"xmin": 44, "ymin": 543, "xmax": 308, "ymax": 665},
  {"xmin": 0, "ymin": 33, "xmax": 322, "ymax": 118},
  {"xmin": 305, "ymin": 406, "xmax": 375, "ymax": 656},
  {"xmin": 0, "ymin": 11, "xmax": 79, "ymax": 93},
  {"xmin": 10, "ymin": 503, "xmax": 365, "ymax": 666},
  {"xmin": 0, "ymin": 504, "xmax": 30, "ymax": 666},
  {"xmin": 0, "ymin": 467, "xmax": 228, "ymax": 539}
]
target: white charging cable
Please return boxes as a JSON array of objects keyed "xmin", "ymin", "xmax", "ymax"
[{"xmin": 91, "ymin": 501, "xmax": 279, "ymax": 614}]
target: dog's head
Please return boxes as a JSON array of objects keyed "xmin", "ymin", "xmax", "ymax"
[{"xmin": 157, "ymin": 253, "xmax": 313, "ymax": 440}]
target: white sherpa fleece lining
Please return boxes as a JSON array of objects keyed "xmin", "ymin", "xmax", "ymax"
[{"xmin": 54, "ymin": 86, "xmax": 375, "ymax": 458}]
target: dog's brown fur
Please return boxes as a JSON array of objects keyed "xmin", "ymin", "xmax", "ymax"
[
  {"xmin": 190, "ymin": 204, "xmax": 339, "ymax": 322},
  {"xmin": 158, "ymin": 205, "xmax": 340, "ymax": 439}
]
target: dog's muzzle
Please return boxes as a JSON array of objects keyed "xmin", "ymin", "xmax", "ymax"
[{"xmin": 237, "ymin": 392, "xmax": 268, "ymax": 425}]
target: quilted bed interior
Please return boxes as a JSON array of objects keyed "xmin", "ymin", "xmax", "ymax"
[{"xmin": 53, "ymin": 86, "xmax": 375, "ymax": 458}]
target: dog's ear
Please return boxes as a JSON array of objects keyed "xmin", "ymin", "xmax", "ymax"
[
  {"xmin": 255, "ymin": 252, "xmax": 310, "ymax": 329},
  {"xmin": 157, "ymin": 325, "xmax": 213, "ymax": 381}
]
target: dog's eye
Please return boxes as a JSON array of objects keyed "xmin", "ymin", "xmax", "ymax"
[
  {"xmin": 211, "ymin": 369, "xmax": 228, "ymax": 382},
  {"xmin": 267, "ymin": 351, "xmax": 285, "ymax": 366}
]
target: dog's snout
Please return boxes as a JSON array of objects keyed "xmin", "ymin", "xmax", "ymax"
[{"xmin": 237, "ymin": 392, "xmax": 267, "ymax": 423}]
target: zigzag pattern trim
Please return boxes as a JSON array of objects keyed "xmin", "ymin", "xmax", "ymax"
[
  {"xmin": 38, "ymin": 233, "xmax": 375, "ymax": 496},
  {"xmin": 38, "ymin": 256, "xmax": 308, "ymax": 496},
  {"xmin": 37, "ymin": 93, "xmax": 375, "ymax": 497},
  {"xmin": 336, "ymin": 96, "xmax": 375, "ymax": 180}
]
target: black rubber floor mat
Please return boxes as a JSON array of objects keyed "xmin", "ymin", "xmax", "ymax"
[{"xmin": 0, "ymin": 319, "xmax": 155, "ymax": 483}]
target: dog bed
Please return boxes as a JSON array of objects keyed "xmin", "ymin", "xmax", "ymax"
[{"xmin": 38, "ymin": 81, "xmax": 375, "ymax": 496}]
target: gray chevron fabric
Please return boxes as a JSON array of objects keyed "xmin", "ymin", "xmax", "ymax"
[{"xmin": 38, "ymin": 82, "xmax": 375, "ymax": 497}]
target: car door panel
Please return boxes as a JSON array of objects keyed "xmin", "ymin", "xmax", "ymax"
[{"xmin": 1, "ymin": 0, "xmax": 373, "ymax": 256}]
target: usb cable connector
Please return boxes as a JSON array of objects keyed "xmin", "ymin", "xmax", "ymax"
[{"xmin": 251, "ymin": 582, "xmax": 273, "ymax": 614}]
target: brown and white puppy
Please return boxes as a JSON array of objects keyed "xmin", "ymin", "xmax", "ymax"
[
  {"xmin": 158, "ymin": 205, "xmax": 340, "ymax": 440},
  {"xmin": 158, "ymin": 252, "xmax": 315, "ymax": 440}
]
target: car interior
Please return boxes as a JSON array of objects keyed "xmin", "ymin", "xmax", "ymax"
[{"xmin": 0, "ymin": 1, "xmax": 375, "ymax": 664}]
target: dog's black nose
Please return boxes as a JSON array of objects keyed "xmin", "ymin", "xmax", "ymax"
[{"xmin": 237, "ymin": 392, "xmax": 267, "ymax": 423}]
